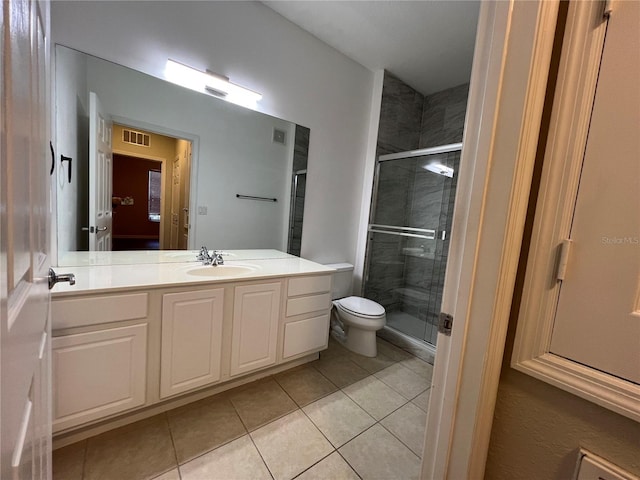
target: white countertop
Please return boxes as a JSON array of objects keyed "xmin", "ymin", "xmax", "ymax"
[
  {"xmin": 52, "ymin": 251, "xmax": 335, "ymax": 297},
  {"xmin": 57, "ymin": 249, "xmax": 294, "ymax": 266}
]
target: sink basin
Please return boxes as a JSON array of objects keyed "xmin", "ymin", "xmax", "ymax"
[{"xmin": 185, "ymin": 264, "xmax": 257, "ymax": 278}]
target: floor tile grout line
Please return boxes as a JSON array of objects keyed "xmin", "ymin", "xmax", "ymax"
[
  {"xmin": 297, "ymin": 392, "xmax": 361, "ymax": 450},
  {"xmin": 271, "ymin": 370, "xmax": 339, "ymax": 410},
  {"xmin": 251, "ymin": 374, "xmax": 371, "ymax": 480},
  {"xmin": 289, "ymin": 448, "xmax": 338, "ymax": 480},
  {"xmin": 336, "ymin": 410, "xmax": 422, "ymax": 475},
  {"xmin": 371, "ymin": 367, "xmax": 431, "ymax": 401},
  {"xmin": 271, "ymin": 368, "xmax": 376, "ymax": 478},
  {"xmin": 246, "ymin": 429, "xmax": 276, "ymax": 480},
  {"xmin": 169, "ymin": 396, "xmax": 250, "ymax": 470},
  {"xmin": 80, "ymin": 439, "xmax": 88, "ymax": 480},
  {"xmin": 376, "ymin": 418, "xmax": 424, "ymax": 460},
  {"xmin": 163, "ymin": 412, "xmax": 183, "ymax": 480}
]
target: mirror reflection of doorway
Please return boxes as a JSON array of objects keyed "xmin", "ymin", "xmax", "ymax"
[{"xmin": 111, "ymin": 124, "xmax": 192, "ymax": 251}]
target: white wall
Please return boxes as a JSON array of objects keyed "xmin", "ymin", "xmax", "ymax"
[
  {"xmin": 55, "ymin": 47, "xmax": 88, "ymax": 257},
  {"xmin": 51, "ymin": 1, "xmax": 374, "ymax": 264}
]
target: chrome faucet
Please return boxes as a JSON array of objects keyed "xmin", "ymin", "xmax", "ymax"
[
  {"xmin": 196, "ymin": 246, "xmax": 224, "ymax": 266},
  {"xmin": 197, "ymin": 246, "xmax": 210, "ymax": 262}
]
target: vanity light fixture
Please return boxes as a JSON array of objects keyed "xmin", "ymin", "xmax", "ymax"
[
  {"xmin": 424, "ymin": 163, "xmax": 454, "ymax": 178},
  {"xmin": 164, "ymin": 59, "xmax": 262, "ymax": 106}
]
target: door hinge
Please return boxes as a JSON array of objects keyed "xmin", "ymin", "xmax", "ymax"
[
  {"xmin": 556, "ymin": 239, "xmax": 572, "ymax": 281},
  {"xmin": 438, "ymin": 312, "xmax": 454, "ymax": 336},
  {"xmin": 603, "ymin": 0, "xmax": 613, "ymax": 18}
]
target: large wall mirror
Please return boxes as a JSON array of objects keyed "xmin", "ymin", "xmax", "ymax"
[{"xmin": 55, "ymin": 45, "xmax": 309, "ymax": 266}]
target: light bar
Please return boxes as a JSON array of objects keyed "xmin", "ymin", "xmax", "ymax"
[
  {"xmin": 165, "ymin": 59, "xmax": 262, "ymax": 107},
  {"xmin": 424, "ymin": 163, "xmax": 454, "ymax": 178}
]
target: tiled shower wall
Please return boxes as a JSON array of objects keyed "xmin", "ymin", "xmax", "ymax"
[
  {"xmin": 287, "ymin": 125, "xmax": 309, "ymax": 256},
  {"xmin": 364, "ymin": 72, "xmax": 468, "ymax": 344}
]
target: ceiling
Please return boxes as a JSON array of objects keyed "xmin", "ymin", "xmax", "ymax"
[{"xmin": 262, "ymin": 1, "xmax": 480, "ymax": 96}]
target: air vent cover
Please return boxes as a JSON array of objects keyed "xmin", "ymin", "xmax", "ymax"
[
  {"xmin": 122, "ymin": 128, "xmax": 150, "ymax": 147},
  {"xmin": 272, "ymin": 128, "xmax": 286, "ymax": 145}
]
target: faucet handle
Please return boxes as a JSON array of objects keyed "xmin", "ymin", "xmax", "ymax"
[
  {"xmin": 212, "ymin": 250, "xmax": 224, "ymax": 265},
  {"xmin": 197, "ymin": 246, "xmax": 210, "ymax": 260}
]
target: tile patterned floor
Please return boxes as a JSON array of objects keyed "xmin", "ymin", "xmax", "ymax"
[{"xmin": 53, "ymin": 337, "xmax": 434, "ymax": 480}]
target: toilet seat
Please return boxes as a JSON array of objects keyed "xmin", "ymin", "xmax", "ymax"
[{"xmin": 335, "ymin": 296, "xmax": 385, "ymax": 318}]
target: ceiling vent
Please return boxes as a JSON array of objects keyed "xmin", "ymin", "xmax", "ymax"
[{"xmin": 122, "ymin": 128, "xmax": 150, "ymax": 147}]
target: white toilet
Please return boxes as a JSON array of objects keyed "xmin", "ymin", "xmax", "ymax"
[{"xmin": 326, "ymin": 263, "xmax": 386, "ymax": 357}]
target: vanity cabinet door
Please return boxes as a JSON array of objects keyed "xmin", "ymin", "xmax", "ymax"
[
  {"xmin": 52, "ymin": 324, "xmax": 147, "ymax": 432},
  {"xmin": 230, "ymin": 283, "xmax": 281, "ymax": 377},
  {"xmin": 160, "ymin": 289, "xmax": 224, "ymax": 398}
]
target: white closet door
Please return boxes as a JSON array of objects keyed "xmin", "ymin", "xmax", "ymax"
[{"xmin": 549, "ymin": 0, "xmax": 640, "ymax": 383}]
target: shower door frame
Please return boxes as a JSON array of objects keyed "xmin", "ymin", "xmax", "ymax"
[{"xmin": 363, "ymin": 143, "xmax": 462, "ymax": 346}]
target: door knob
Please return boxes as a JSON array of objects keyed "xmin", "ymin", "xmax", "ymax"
[
  {"xmin": 95, "ymin": 226, "xmax": 108, "ymax": 232},
  {"xmin": 48, "ymin": 268, "xmax": 76, "ymax": 290}
]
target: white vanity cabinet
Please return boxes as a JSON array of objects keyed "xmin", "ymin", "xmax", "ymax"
[
  {"xmin": 51, "ymin": 293, "xmax": 150, "ymax": 432},
  {"xmin": 281, "ymin": 275, "xmax": 332, "ymax": 360},
  {"xmin": 50, "ymin": 257, "xmax": 335, "ymax": 437},
  {"xmin": 160, "ymin": 289, "xmax": 224, "ymax": 398},
  {"xmin": 230, "ymin": 282, "xmax": 282, "ymax": 377},
  {"xmin": 52, "ymin": 324, "xmax": 148, "ymax": 432}
]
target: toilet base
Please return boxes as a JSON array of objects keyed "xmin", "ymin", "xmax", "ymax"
[{"xmin": 345, "ymin": 328, "xmax": 378, "ymax": 357}]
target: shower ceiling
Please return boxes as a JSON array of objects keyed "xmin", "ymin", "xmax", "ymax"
[{"xmin": 262, "ymin": 1, "xmax": 480, "ymax": 96}]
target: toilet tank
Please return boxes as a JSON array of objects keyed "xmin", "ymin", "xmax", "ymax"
[{"xmin": 325, "ymin": 263, "xmax": 354, "ymax": 300}]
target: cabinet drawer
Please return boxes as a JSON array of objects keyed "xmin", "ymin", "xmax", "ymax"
[
  {"xmin": 52, "ymin": 293, "xmax": 148, "ymax": 330},
  {"xmin": 286, "ymin": 293, "xmax": 331, "ymax": 317},
  {"xmin": 52, "ymin": 324, "xmax": 147, "ymax": 432},
  {"xmin": 288, "ymin": 275, "xmax": 332, "ymax": 297},
  {"xmin": 283, "ymin": 313, "xmax": 330, "ymax": 359}
]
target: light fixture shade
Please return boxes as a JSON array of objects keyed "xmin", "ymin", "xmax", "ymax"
[{"xmin": 165, "ymin": 59, "xmax": 262, "ymax": 106}]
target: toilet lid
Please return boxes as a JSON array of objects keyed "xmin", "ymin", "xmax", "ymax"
[{"xmin": 336, "ymin": 296, "xmax": 385, "ymax": 317}]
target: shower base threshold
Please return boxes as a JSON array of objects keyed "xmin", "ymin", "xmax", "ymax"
[{"xmin": 377, "ymin": 325, "xmax": 436, "ymax": 365}]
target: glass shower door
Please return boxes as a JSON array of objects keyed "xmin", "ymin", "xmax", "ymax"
[{"xmin": 364, "ymin": 147, "xmax": 460, "ymax": 346}]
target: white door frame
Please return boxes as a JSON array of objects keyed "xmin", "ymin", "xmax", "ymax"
[{"xmin": 421, "ymin": 1, "xmax": 561, "ymax": 478}]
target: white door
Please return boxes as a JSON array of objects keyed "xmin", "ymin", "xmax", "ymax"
[
  {"xmin": 548, "ymin": 0, "xmax": 640, "ymax": 384},
  {"xmin": 179, "ymin": 143, "xmax": 192, "ymax": 250},
  {"xmin": 421, "ymin": 1, "xmax": 561, "ymax": 477},
  {"xmin": 170, "ymin": 155, "xmax": 180, "ymax": 249},
  {"xmin": 88, "ymin": 91, "xmax": 113, "ymax": 251},
  {"xmin": 1, "ymin": 0, "xmax": 52, "ymax": 477}
]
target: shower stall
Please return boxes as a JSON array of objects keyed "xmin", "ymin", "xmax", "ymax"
[{"xmin": 363, "ymin": 142, "xmax": 462, "ymax": 350}]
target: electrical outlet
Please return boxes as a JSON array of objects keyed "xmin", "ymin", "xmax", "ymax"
[{"xmin": 197, "ymin": 206, "xmax": 207, "ymax": 215}]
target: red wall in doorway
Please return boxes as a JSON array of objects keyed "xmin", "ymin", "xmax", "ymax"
[{"xmin": 112, "ymin": 154, "xmax": 161, "ymax": 238}]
